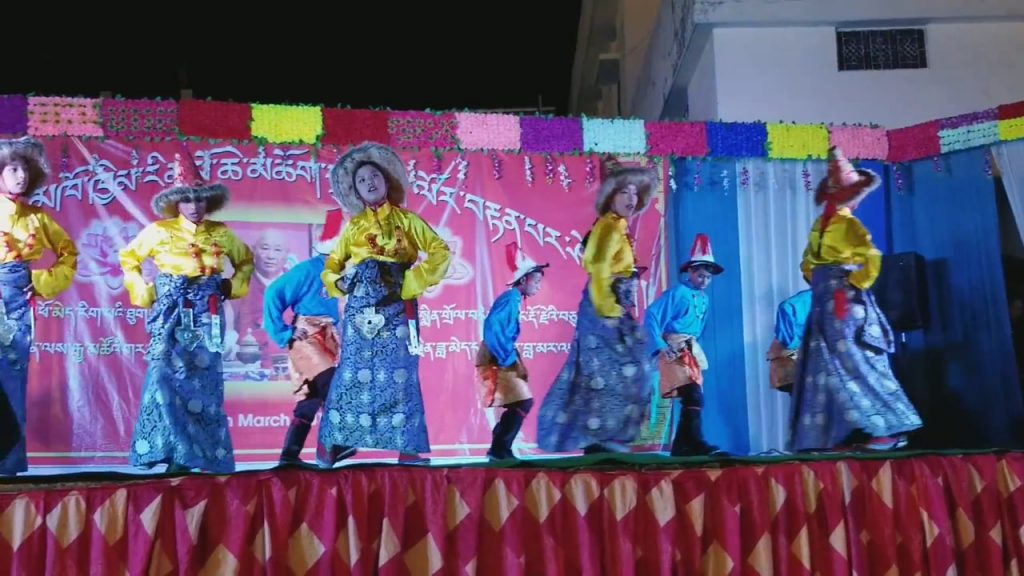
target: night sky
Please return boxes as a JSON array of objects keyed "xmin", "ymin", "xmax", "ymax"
[{"xmin": 6, "ymin": 3, "xmax": 582, "ymax": 115}]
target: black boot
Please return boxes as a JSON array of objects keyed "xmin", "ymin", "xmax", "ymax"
[
  {"xmin": 487, "ymin": 399, "xmax": 533, "ymax": 461},
  {"xmin": 670, "ymin": 384, "xmax": 727, "ymax": 457},
  {"xmin": 280, "ymin": 420, "xmax": 319, "ymax": 468},
  {"xmin": 320, "ymin": 445, "xmax": 358, "ymax": 468}
]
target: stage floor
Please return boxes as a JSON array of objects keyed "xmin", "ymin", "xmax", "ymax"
[{"xmin": 0, "ymin": 450, "xmax": 1020, "ymax": 575}]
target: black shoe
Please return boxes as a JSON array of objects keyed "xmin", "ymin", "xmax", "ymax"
[
  {"xmin": 671, "ymin": 441, "xmax": 729, "ymax": 457},
  {"xmin": 278, "ymin": 455, "xmax": 323, "ymax": 470},
  {"xmin": 486, "ymin": 449, "xmax": 518, "ymax": 462}
]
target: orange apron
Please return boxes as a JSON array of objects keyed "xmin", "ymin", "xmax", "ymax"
[
  {"xmin": 658, "ymin": 333, "xmax": 709, "ymax": 398},
  {"xmin": 288, "ymin": 316, "xmax": 341, "ymax": 393},
  {"xmin": 475, "ymin": 342, "xmax": 532, "ymax": 408}
]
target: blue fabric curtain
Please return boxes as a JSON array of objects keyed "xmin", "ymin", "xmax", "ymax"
[
  {"xmin": 856, "ymin": 160, "xmax": 890, "ymax": 254},
  {"xmin": 889, "ymin": 148, "xmax": 1024, "ymax": 449},
  {"xmin": 669, "ymin": 159, "xmax": 750, "ymax": 455}
]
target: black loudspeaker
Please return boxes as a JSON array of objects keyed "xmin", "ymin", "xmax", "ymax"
[{"xmin": 871, "ymin": 252, "xmax": 929, "ymax": 332}]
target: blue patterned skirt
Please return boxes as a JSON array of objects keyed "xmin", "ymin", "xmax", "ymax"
[
  {"xmin": 129, "ymin": 273, "xmax": 234, "ymax": 472},
  {"xmin": 536, "ymin": 281, "xmax": 652, "ymax": 452},
  {"xmin": 0, "ymin": 262, "xmax": 32, "ymax": 474},
  {"xmin": 789, "ymin": 266, "xmax": 922, "ymax": 451},
  {"xmin": 318, "ymin": 259, "xmax": 430, "ymax": 454}
]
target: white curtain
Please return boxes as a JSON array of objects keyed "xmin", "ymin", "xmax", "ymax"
[
  {"xmin": 735, "ymin": 158, "xmax": 825, "ymax": 453},
  {"xmin": 992, "ymin": 141, "xmax": 1024, "ymax": 247}
]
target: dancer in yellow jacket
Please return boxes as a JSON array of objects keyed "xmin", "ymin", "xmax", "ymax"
[
  {"xmin": 0, "ymin": 137, "xmax": 77, "ymax": 475},
  {"xmin": 318, "ymin": 142, "xmax": 450, "ymax": 465},
  {"xmin": 120, "ymin": 147, "xmax": 253, "ymax": 473}
]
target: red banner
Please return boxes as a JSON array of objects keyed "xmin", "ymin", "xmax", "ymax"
[{"xmin": 24, "ymin": 139, "xmax": 669, "ymax": 466}]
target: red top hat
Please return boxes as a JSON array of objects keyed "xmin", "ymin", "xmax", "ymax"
[
  {"xmin": 505, "ymin": 242, "xmax": 549, "ymax": 286},
  {"xmin": 814, "ymin": 147, "xmax": 880, "ymax": 207},
  {"xmin": 314, "ymin": 208, "xmax": 344, "ymax": 254},
  {"xmin": 680, "ymin": 233, "xmax": 724, "ymax": 275}
]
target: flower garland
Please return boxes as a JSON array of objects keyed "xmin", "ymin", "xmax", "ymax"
[
  {"xmin": 582, "ymin": 117, "xmax": 646, "ymax": 154},
  {"xmin": 706, "ymin": 122, "xmax": 767, "ymax": 158},
  {"xmin": 321, "ymin": 109, "xmax": 390, "ymax": 146},
  {"xmin": 455, "ymin": 113, "xmax": 520, "ymax": 150},
  {"xmin": 646, "ymin": 121, "xmax": 707, "ymax": 157},
  {"xmin": 887, "ymin": 121, "xmax": 941, "ymax": 163},
  {"xmin": 490, "ymin": 151, "xmax": 502, "ymax": 180},
  {"xmin": 998, "ymin": 118, "xmax": 1024, "ymax": 142},
  {"xmin": 558, "ymin": 163, "xmax": 573, "ymax": 192},
  {"xmin": 584, "ymin": 156, "xmax": 597, "ymax": 187},
  {"xmin": 828, "ymin": 126, "xmax": 888, "ymax": 160},
  {"xmin": 520, "ymin": 117, "xmax": 582, "ymax": 153},
  {"xmin": 27, "ymin": 97, "xmax": 104, "ymax": 137},
  {"xmin": 2, "ymin": 93, "xmax": 1024, "ymax": 166},
  {"xmin": 102, "ymin": 99, "xmax": 178, "ymax": 140},
  {"xmin": 524, "ymin": 156, "xmax": 534, "ymax": 187},
  {"xmin": 388, "ymin": 112, "xmax": 457, "ymax": 150},
  {"xmin": 178, "ymin": 100, "xmax": 252, "ymax": 141},
  {"xmin": 939, "ymin": 122, "xmax": 999, "ymax": 153},
  {"xmin": 0, "ymin": 95, "xmax": 28, "ymax": 135},
  {"xmin": 766, "ymin": 124, "xmax": 829, "ymax": 160},
  {"xmin": 250, "ymin": 104, "xmax": 322, "ymax": 144}
]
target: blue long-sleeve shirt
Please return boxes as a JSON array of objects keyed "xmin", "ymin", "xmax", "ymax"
[
  {"xmin": 644, "ymin": 281, "xmax": 708, "ymax": 356},
  {"xmin": 774, "ymin": 289, "xmax": 812, "ymax": 350},
  {"xmin": 262, "ymin": 254, "xmax": 340, "ymax": 349},
  {"xmin": 482, "ymin": 289, "xmax": 523, "ymax": 367}
]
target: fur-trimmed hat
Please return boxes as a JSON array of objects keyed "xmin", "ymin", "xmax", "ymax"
[
  {"xmin": 0, "ymin": 137, "xmax": 50, "ymax": 197},
  {"xmin": 329, "ymin": 142, "xmax": 408, "ymax": 216},
  {"xmin": 505, "ymin": 242, "xmax": 549, "ymax": 286},
  {"xmin": 594, "ymin": 155, "xmax": 657, "ymax": 216},
  {"xmin": 151, "ymin": 146, "xmax": 229, "ymax": 218},
  {"xmin": 814, "ymin": 147, "xmax": 880, "ymax": 207}
]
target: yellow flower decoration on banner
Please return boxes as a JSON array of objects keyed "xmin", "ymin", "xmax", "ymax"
[
  {"xmin": 767, "ymin": 124, "xmax": 830, "ymax": 160},
  {"xmin": 251, "ymin": 104, "xmax": 323, "ymax": 144},
  {"xmin": 999, "ymin": 118, "xmax": 1024, "ymax": 142}
]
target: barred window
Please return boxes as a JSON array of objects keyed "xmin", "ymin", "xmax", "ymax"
[{"xmin": 836, "ymin": 28, "xmax": 927, "ymax": 71}]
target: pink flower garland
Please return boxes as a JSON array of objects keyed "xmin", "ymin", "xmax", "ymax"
[
  {"xmin": 455, "ymin": 113, "xmax": 521, "ymax": 150},
  {"xmin": 829, "ymin": 126, "xmax": 889, "ymax": 160},
  {"xmin": 27, "ymin": 97, "xmax": 104, "ymax": 137}
]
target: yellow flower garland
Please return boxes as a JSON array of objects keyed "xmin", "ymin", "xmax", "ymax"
[
  {"xmin": 999, "ymin": 118, "xmax": 1024, "ymax": 142},
  {"xmin": 251, "ymin": 104, "xmax": 323, "ymax": 144},
  {"xmin": 767, "ymin": 124, "xmax": 830, "ymax": 160}
]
